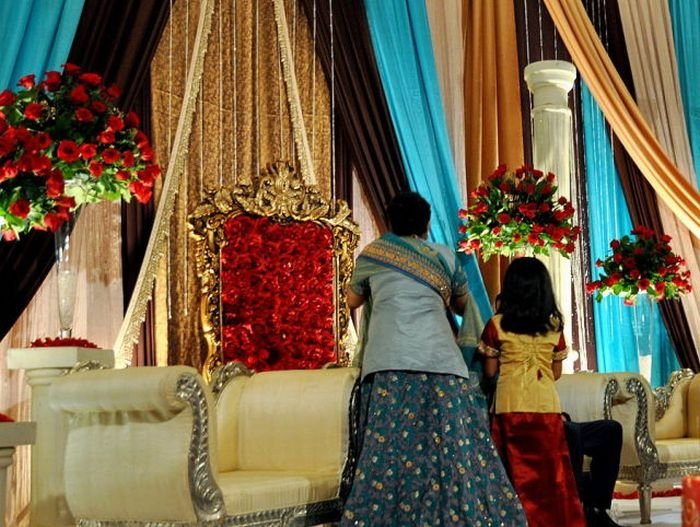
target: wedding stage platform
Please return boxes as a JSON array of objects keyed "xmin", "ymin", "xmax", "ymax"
[{"xmin": 612, "ymin": 496, "xmax": 681, "ymax": 526}]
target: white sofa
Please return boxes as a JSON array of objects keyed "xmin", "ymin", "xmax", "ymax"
[
  {"xmin": 557, "ymin": 369, "xmax": 700, "ymax": 524},
  {"xmin": 49, "ymin": 363, "xmax": 360, "ymax": 526}
]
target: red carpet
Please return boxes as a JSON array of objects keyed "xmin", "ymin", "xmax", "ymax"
[{"xmin": 612, "ymin": 488, "xmax": 682, "ymax": 500}]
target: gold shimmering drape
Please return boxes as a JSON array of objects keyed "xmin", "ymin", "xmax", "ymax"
[
  {"xmin": 150, "ymin": 0, "xmax": 331, "ymax": 368},
  {"xmin": 543, "ymin": 0, "xmax": 700, "ymax": 239},
  {"xmin": 463, "ymin": 0, "xmax": 524, "ymax": 300}
]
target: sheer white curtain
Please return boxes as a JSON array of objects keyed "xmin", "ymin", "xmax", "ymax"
[
  {"xmin": 0, "ymin": 200, "xmax": 123, "ymax": 525},
  {"xmin": 425, "ymin": 0, "xmax": 467, "ymax": 201},
  {"xmin": 618, "ymin": 0, "xmax": 700, "ymax": 352}
]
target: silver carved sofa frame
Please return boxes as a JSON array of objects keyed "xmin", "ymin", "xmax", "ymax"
[
  {"xmin": 50, "ymin": 362, "xmax": 361, "ymax": 527},
  {"xmin": 557, "ymin": 368, "xmax": 700, "ymax": 524}
]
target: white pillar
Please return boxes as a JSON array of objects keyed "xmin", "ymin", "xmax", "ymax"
[
  {"xmin": 0, "ymin": 422, "xmax": 36, "ymax": 527},
  {"xmin": 7, "ymin": 347, "xmax": 114, "ymax": 527},
  {"xmin": 524, "ymin": 60, "xmax": 582, "ymax": 372}
]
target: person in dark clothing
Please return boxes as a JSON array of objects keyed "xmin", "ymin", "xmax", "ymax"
[{"xmin": 563, "ymin": 416, "xmax": 624, "ymax": 527}]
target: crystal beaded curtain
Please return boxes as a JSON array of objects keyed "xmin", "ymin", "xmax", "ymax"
[{"xmin": 515, "ymin": 0, "xmax": 594, "ymax": 370}]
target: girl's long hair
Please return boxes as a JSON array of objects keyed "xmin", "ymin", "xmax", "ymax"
[{"xmin": 496, "ymin": 257, "xmax": 563, "ymax": 335}]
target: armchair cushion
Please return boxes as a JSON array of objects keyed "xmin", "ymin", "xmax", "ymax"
[
  {"xmin": 655, "ymin": 379, "xmax": 690, "ymax": 440},
  {"xmin": 688, "ymin": 375, "xmax": 700, "ymax": 438}
]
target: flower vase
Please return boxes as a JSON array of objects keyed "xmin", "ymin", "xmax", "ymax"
[
  {"xmin": 54, "ymin": 211, "xmax": 80, "ymax": 338},
  {"xmin": 631, "ymin": 293, "xmax": 654, "ymax": 383}
]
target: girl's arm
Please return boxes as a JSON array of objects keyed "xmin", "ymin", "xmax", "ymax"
[
  {"xmin": 483, "ymin": 356, "xmax": 499, "ymax": 378},
  {"xmin": 551, "ymin": 359, "xmax": 563, "ymax": 380}
]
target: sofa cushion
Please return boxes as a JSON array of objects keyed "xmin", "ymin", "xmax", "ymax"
[
  {"xmin": 217, "ymin": 470, "xmax": 340, "ymax": 515},
  {"xmin": 688, "ymin": 375, "xmax": 700, "ymax": 438},
  {"xmin": 656, "ymin": 438, "xmax": 700, "ymax": 463},
  {"xmin": 655, "ymin": 379, "xmax": 690, "ymax": 440}
]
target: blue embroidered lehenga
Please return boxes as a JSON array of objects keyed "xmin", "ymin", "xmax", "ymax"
[{"xmin": 340, "ymin": 234, "xmax": 526, "ymax": 526}]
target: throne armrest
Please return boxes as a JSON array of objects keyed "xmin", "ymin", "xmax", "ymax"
[{"xmin": 49, "ymin": 366, "xmax": 225, "ymax": 523}]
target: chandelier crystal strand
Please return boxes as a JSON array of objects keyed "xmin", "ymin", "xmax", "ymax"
[{"xmin": 272, "ymin": 0, "xmax": 317, "ymax": 185}]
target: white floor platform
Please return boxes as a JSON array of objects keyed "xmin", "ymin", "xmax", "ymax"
[{"xmin": 611, "ymin": 496, "xmax": 682, "ymax": 526}]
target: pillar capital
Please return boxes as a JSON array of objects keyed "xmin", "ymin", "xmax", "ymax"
[{"xmin": 524, "ymin": 60, "xmax": 577, "ymax": 108}]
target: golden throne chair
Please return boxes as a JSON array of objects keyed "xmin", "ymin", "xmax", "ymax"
[{"xmin": 188, "ymin": 161, "xmax": 360, "ymax": 379}]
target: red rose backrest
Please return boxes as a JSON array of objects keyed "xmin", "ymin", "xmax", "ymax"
[
  {"xmin": 220, "ymin": 214, "xmax": 336, "ymax": 371},
  {"xmin": 188, "ymin": 161, "xmax": 359, "ymax": 380}
]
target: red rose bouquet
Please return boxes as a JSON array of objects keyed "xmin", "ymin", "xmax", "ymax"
[
  {"xmin": 0, "ymin": 64, "xmax": 161, "ymax": 240},
  {"xmin": 587, "ymin": 226, "xmax": 692, "ymax": 305},
  {"xmin": 458, "ymin": 164, "xmax": 579, "ymax": 260}
]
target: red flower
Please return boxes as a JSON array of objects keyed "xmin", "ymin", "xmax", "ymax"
[
  {"xmin": 88, "ymin": 161, "xmax": 104, "ymax": 177},
  {"xmin": 78, "ymin": 143, "xmax": 97, "ymax": 160},
  {"xmin": 69, "ymin": 84, "xmax": 89, "ymax": 105},
  {"xmin": 590, "ymin": 226, "xmax": 691, "ymax": 303},
  {"xmin": 107, "ymin": 115, "xmax": 124, "ymax": 132},
  {"xmin": 128, "ymin": 181, "xmax": 152, "ymax": 204},
  {"xmin": 101, "ymin": 147, "xmax": 120, "ymax": 164},
  {"xmin": 0, "ymin": 90, "xmax": 15, "ymax": 106},
  {"xmin": 57, "ymin": 140, "xmax": 80, "ymax": 162},
  {"xmin": 23, "ymin": 102, "xmax": 43, "ymax": 120},
  {"xmin": 18, "ymin": 74, "xmax": 35, "ymax": 89},
  {"xmin": 43, "ymin": 71, "xmax": 62, "ymax": 91},
  {"xmin": 46, "ymin": 169, "xmax": 64, "ymax": 198},
  {"xmin": 75, "ymin": 107, "xmax": 94, "ymax": 122},
  {"xmin": 9, "ymin": 199, "xmax": 30, "ymax": 218},
  {"xmin": 98, "ymin": 130, "xmax": 115, "ymax": 144},
  {"xmin": 79, "ymin": 72, "xmax": 102, "ymax": 86},
  {"xmin": 0, "ymin": 66, "xmax": 160, "ymax": 239},
  {"xmin": 125, "ymin": 111, "xmax": 140, "ymax": 128},
  {"xmin": 497, "ymin": 213, "xmax": 511, "ymax": 224}
]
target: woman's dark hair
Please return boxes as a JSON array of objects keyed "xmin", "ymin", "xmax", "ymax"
[
  {"xmin": 386, "ymin": 191, "xmax": 431, "ymax": 237},
  {"xmin": 496, "ymin": 257, "xmax": 563, "ymax": 335}
]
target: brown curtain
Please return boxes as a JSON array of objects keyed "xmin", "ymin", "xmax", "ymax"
[
  {"xmin": 68, "ymin": 0, "xmax": 172, "ymax": 365},
  {"xmin": 597, "ymin": 0, "xmax": 698, "ymax": 371},
  {"xmin": 0, "ymin": 0, "xmax": 172, "ymax": 345},
  {"xmin": 298, "ymin": 0, "xmax": 409, "ymax": 231}
]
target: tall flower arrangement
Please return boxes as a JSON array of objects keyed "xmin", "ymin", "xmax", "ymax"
[
  {"xmin": 0, "ymin": 64, "xmax": 161, "ymax": 240},
  {"xmin": 587, "ymin": 226, "xmax": 692, "ymax": 305},
  {"xmin": 458, "ymin": 164, "xmax": 579, "ymax": 260}
]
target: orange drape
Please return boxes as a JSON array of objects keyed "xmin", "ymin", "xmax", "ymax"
[
  {"xmin": 464, "ymin": 0, "xmax": 524, "ymax": 299},
  {"xmin": 543, "ymin": 0, "xmax": 700, "ymax": 239}
]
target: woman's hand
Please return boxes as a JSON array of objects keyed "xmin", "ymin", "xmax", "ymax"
[
  {"xmin": 450, "ymin": 292, "xmax": 468, "ymax": 314},
  {"xmin": 347, "ymin": 288, "xmax": 366, "ymax": 309}
]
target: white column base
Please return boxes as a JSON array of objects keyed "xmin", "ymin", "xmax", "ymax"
[{"xmin": 7, "ymin": 347, "xmax": 114, "ymax": 527}]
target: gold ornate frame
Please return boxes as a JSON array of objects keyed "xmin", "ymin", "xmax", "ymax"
[{"xmin": 188, "ymin": 161, "xmax": 359, "ymax": 379}]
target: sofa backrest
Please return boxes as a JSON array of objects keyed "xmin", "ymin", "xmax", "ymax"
[
  {"xmin": 688, "ymin": 375, "xmax": 700, "ymax": 438},
  {"xmin": 655, "ymin": 377, "xmax": 692, "ymax": 440},
  {"xmin": 216, "ymin": 367, "xmax": 359, "ymax": 473}
]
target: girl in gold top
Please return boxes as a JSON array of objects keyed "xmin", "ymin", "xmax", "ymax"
[{"xmin": 478, "ymin": 257, "xmax": 585, "ymax": 527}]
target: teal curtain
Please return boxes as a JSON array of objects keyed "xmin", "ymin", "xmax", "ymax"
[
  {"xmin": 582, "ymin": 83, "xmax": 678, "ymax": 387},
  {"xmin": 0, "ymin": 0, "xmax": 85, "ymax": 90},
  {"xmin": 669, "ymin": 0, "xmax": 700, "ymax": 185},
  {"xmin": 363, "ymin": 0, "xmax": 492, "ymax": 334}
]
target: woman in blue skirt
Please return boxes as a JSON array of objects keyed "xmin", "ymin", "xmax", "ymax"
[{"xmin": 341, "ymin": 192, "xmax": 526, "ymax": 526}]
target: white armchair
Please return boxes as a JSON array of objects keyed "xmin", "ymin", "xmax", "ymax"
[
  {"xmin": 557, "ymin": 369, "xmax": 700, "ymax": 524},
  {"xmin": 49, "ymin": 363, "xmax": 360, "ymax": 526}
]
